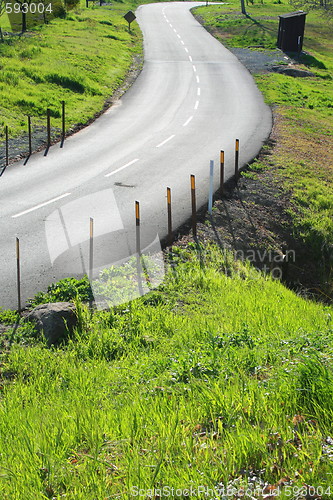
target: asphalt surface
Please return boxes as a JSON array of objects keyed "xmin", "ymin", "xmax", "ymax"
[{"xmin": 0, "ymin": 2, "xmax": 272, "ymax": 310}]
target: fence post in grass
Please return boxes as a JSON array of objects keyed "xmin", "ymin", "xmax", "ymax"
[
  {"xmin": 208, "ymin": 160, "xmax": 214, "ymax": 215},
  {"xmin": 28, "ymin": 116, "xmax": 32, "ymax": 156},
  {"xmin": 190, "ymin": 174, "xmax": 197, "ymax": 238},
  {"xmin": 135, "ymin": 201, "xmax": 140, "ymax": 255},
  {"xmin": 89, "ymin": 217, "xmax": 94, "ymax": 283},
  {"xmin": 88, "ymin": 217, "xmax": 94, "ymax": 308},
  {"xmin": 135, "ymin": 201, "xmax": 143, "ymax": 295},
  {"xmin": 47, "ymin": 108, "xmax": 51, "ymax": 149},
  {"xmin": 235, "ymin": 138, "xmax": 239, "ymax": 181},
  {"xmin": 16, "ymin": 237, "xmax": 21, "ymax": 314},
  {"xmin": 167, "ymin": 187, "xmax": 172, "ymax": 246},
  {"xmin": 61, "ymin": 101, "xmax": 65, "ymax": 147},
  {"xmin": 5, "ymin": 125, "xmax": 9, "ymax": 166},
  {"xmin": 220, "ymin": 150, "xmax": 224, "ymax": 195}
]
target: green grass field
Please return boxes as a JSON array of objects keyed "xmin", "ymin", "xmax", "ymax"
[
  {"xmin": 194, "ymin": 0, "xmax": 333, "ymax": 273},
  {"xmin": 1, "ymin": 244, "xmax": 333, "ymax": 498},
  {"xmin": 0, "ymin": 1, "xmax": 142, "ymax": 139}
]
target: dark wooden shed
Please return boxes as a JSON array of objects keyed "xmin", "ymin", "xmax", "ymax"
[{"xmin": 277, "ymin": 11, "xmax": 307, "ymax": 53}]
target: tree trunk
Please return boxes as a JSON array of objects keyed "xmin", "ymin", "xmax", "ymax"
[
  {"xmin": 240, "ymin": 0, "xmax": 247, "ymax": 15},
  {"xmin": 21, "ymin": 11, "xmax": 27, "ymax": 32},
  {"xmin": 0, "ymin": 27, "xmax": 4, "ymax": 43}
]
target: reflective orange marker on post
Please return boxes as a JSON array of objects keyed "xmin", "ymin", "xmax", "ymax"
[
  {"xmin": 135, "ymin": 201, "xmax": 143, "ymax": 295},
  {"xmin": 235, "ymin": 139, "xmax": 239, "ymax": 181},
  {"xmin": 220, "ymin": 150, "xmax": 225, "ymax": 195},
  {"xmin": 167, "ymin": 187, "xmax": 172, "ymax": 246},
  {"xmin": 191, "ymin": 174, "xmax": 197, "ymax": 238},
  {"xmin": 135, "ymin": 201, "xmax": 141, "ymax": 263}
]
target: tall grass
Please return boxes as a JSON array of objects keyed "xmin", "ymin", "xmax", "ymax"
[{"xmin": 0, "ymin": 244, "xmax": 333, "ymax": 497}]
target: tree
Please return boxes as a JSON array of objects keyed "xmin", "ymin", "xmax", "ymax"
[
  {"xmin": 291, "ymin": 0, "xmax": 333, "ymax": 16},
  {"xmin": 20, "ymin": 0, "xmax": 35, "ymax": 32}
]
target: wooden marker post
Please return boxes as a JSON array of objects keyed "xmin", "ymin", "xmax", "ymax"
[
  {"xmin": 235, "ymin": 139, "xmax": 239, "ymax": 181},
  {"xmin": 47, "ymin": 108, "xmax": 51, "ymax": 149},
  {"xmin": 220, "ymin": 150, "xmax": 225, "ymax": 195},
  {"xmin": 61, "ymin": 101, "xmax": 65, "ymax": 147},
  {"xmin": 167, "ymin": 187, "xmax": 172, "ymax": 246},
  {"xmin": 89, "ymin": 217, "xmax": 94, "ymax": 284},
  {"xmin": 5, "ymin": 126, "xmax": 8, "ymax": 166},
  {"xmin": 135, "ymin": 201, "xmax": 143, "ymax": 295},
  {"xmin": 28, "ymin": 116, "xmax": 32, "ymax": 156},
  {"xmin": 191, "ymin": 174, "xmax": 197, "ymax": 238},
  {"xmin": 16, "ymin": 237, "xmax": 21, "ymax": 313},
  {"xmin": 135, "ymin": 201, "xmax": 140, "ymax": 254},
  {"xmin": 208, "ymin": 160, "xmax": 214, "ymax": 215},
  {"xmin": 88, "ymin": 218, "xmax": 94, "ymax": 308}
]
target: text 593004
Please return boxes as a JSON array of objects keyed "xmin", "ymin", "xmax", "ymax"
[{"xmin": 5, "ymin": 3, "xmax": 53, "ymax": 14}]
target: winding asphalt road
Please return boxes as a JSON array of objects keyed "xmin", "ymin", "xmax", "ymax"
[{"xmin": 0, "ymin": 2, "xmax": 272, "ymax": 310}]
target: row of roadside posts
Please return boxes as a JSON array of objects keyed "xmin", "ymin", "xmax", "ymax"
[
  {"xmin": 14, "ymin": 138, "xmax": 241, "ymax": 313},
  {"xmin": 2, "ymin": 101, "xmax": 66, "ymax": 172}
]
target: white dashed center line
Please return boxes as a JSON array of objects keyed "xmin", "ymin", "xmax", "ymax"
[
  {"xmin": 156, "ymin": 135, "xmax": 175, "ymax": 148},
  {"xmin": 183, "ymin": 116, "xmax": 193, "ymax": 127},
  {"xmin": 12, "ymin": 192, "xmax": 71, "ymax": 218},
  {"xmin": 132, "ymin": 14, "xmax": 200, "ymax": 153},
  {"xmin": 105, "ymin": 158, "xmax": 139, "ymax": 178}
]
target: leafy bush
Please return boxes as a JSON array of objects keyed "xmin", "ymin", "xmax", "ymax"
[{"xmin": 29, "ymin": 276, "xmax": 93, "ymax": 307}]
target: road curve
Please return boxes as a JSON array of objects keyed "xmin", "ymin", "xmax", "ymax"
[{"xmin": 0, "ymin": 2, "xmax": 272, "ymax": 309}]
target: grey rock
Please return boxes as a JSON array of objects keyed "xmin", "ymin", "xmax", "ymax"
[
  {"xmin": 271, "ymin": 65, "xmax": 314, "ymax": 77},
  {"xmin": 26, "ymin": 302, "xmax": 77, "ymax": 345}
]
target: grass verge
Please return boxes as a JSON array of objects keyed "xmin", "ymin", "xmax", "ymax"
[
  {"xmin": 1, "ymin": 243, "xmax": 333, "ymax": 497},
  {"xmin": 0, "ymin": 1, "xmax": 142, "ymax": 142}
]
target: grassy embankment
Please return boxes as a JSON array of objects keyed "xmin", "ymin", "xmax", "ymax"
[
  {"xmin": 0, "ymin": 245, "xmax": 333, "ymax": 498},
  {"xmin": 194, "ymin": 0, "xmax": 333, "ymax": 285},
  {"xmin": 0, "ymin": 1, "xmax": 142, "ymax": 141},
  {"xmin": 0, "ymin": 0, "xmax": 333, "ymax": 497}
]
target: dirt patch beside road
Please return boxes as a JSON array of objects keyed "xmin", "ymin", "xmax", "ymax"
[{"xmin": 173, "ymin": 113, "xmax": 331, "ymax": 302}]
